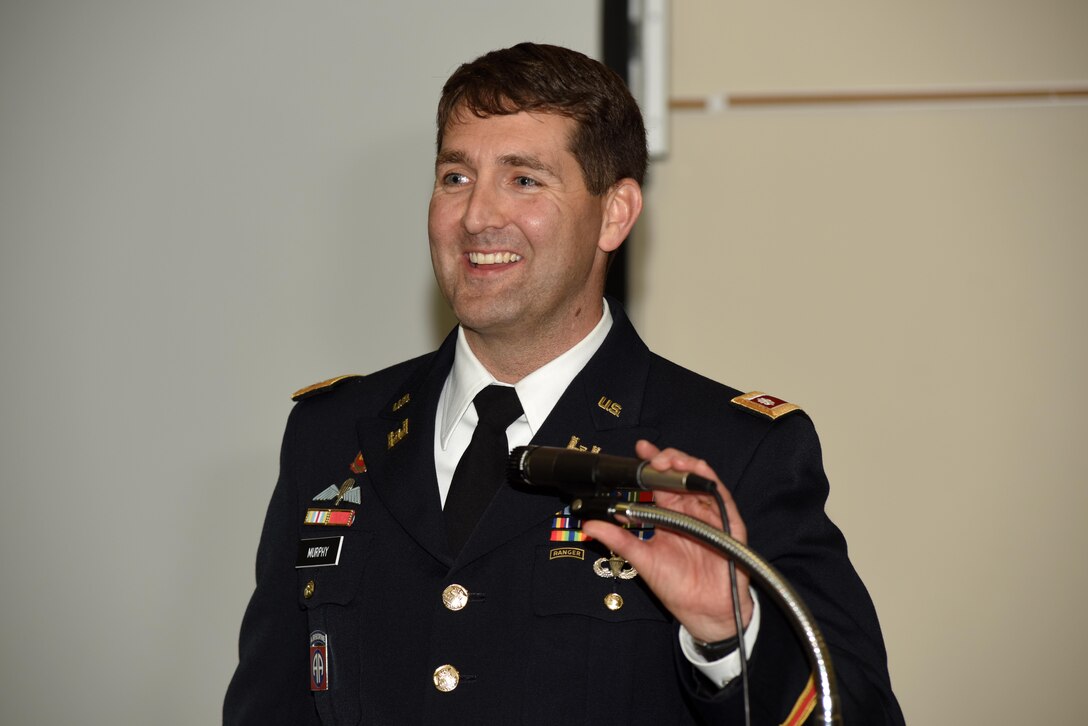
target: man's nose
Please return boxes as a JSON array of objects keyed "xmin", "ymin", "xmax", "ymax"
[{"xmin": 462, "ymin": 181, "xmax": 505, "ymax": 234}]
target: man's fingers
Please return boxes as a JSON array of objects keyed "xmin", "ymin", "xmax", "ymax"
[{"xmin": 581, "ymin": 520, "xmax": 641, "ymax": 562}]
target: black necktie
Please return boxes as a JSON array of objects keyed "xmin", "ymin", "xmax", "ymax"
[{"xmin": 444, "ymin": 385, "xmax": 524, "ymax": 554}]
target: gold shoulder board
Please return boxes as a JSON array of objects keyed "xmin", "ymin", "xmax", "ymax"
[
  {"xmin": 291, "ymin": 375, "xmax": 365, "ymax": 402},
  {"xmin": 730, "ymin": 391, "xmax": 801, "ymax": 420}
]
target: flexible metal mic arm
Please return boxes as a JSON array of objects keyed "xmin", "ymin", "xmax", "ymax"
[{"xmin": 571, "ymin": 498, "xmax": 841, "ymax": 726}]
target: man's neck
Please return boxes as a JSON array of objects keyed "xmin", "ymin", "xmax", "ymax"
[{"xmin": 461, "ymin": 300, "xmax": 607, "ymax": 383}]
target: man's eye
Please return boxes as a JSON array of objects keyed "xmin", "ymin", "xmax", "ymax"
[
  {"xmin": 514, "ymin": 176, "xmax": 539, "ymax": 188},
  {"xmin": 442, "ymin": 172, "xmax": 468, "ymax": 185}
]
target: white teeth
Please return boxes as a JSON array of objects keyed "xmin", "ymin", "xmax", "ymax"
[{"xmin": 468, "ymin": 251, "xmax": 522, "ymax": 265}]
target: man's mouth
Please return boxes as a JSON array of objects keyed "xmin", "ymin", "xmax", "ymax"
[{"xmin": 468, "ymin": 251, "xmax": 523, "ymax": 268}]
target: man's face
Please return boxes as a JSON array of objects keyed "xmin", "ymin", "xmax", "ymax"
[{"xmin": 428, "ymin": 110, "xmax": 611, "ymax": 345}]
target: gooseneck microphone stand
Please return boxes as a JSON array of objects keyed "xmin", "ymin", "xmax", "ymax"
[{"xmin": 571, "ymin": 497, "xmax": 841, "ymax": 726}]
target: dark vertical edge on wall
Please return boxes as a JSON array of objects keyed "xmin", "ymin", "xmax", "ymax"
[{"xmin": 602, "ymin": 0, "xmax": 630, "ymax": 306}]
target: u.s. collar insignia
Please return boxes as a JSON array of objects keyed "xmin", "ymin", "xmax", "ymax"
[
  {"xmin": 313, "ymin": 478, "xmax": 360, "ymax": 505},
  {"xmin": 597, "ymin": 396, "xmax": 622, "ymax": 417},
  {"xmin": 731, "ymin": 391, "xmax": 801, "ymax": 420}
]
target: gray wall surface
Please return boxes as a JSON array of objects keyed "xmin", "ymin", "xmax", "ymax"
[{"xmin": 0, "ymin": 3, "xmax": 597, "ymax": 724}]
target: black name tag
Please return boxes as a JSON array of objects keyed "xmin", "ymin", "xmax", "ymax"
[{"xmin": 296, "ymin": 536, "xmax": 343, "ymax": 568}]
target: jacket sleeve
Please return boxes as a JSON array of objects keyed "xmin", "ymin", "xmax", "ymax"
[
  {"xmin": 681, "ymin": 413, "xmax": 905, "ymax": 725},
  {"xmin": 224, "ymin": 407, "xmax": 321, "ymax": 726}
]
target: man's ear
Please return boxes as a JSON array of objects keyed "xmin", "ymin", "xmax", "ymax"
[{"xmin": 598, "ymin": 179, "xmax": 643, "ymax": 253}]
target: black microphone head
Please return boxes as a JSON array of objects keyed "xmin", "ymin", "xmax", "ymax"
[{"xmin": 507, "ymin": 445, "xmax": 534, "ymax": 486}]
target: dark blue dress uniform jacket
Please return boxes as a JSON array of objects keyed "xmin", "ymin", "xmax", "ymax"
[{"xmin": 224, "ymin": 301, "xmax": 905, "ymax": 725}]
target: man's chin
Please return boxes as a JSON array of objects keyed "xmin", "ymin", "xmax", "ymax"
[{"xmin": 453, "ymin": 302, "xmax": 523, "ymax": 338}]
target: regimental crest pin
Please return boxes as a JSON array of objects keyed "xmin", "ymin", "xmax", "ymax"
[
  {"xmin": 387, "ymin": 418, "xmax": 409, "ymax": 449},
  {"xmin": 350, "ymin": 451, "xmax": 367, "ymax": 474},
  {"xmin": 309, "ymin": 630, "xmax": 330, "ymax": 692},
  {"xmin": 313, "ymin": 478, "xmax": 360, "ymax": 505},
  {"xmin": 566, "ymin": 435, "xmax": 601, "ymax": 454}
]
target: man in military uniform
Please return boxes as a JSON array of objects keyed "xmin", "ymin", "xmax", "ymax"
[{"xmin": 224, "ymin": 43, "xmax": 905, "ymax": 724}]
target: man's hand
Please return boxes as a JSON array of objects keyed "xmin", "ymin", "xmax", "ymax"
[{"xmin": 581, "ymin": 440, "xmax": 754, "ymax": 643}]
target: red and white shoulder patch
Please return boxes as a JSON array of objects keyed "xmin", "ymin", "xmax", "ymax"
[{"xmin": 730, "ymin": 391, "xmax": 801, "ymax": 420}]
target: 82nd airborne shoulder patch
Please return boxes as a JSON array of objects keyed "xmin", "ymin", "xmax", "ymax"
[{"xmin": 309, "ymin": 630, "xmax": 330, "ymax": 691}]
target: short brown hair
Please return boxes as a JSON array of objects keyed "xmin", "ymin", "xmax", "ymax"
[{"xmin": 436, "ymin": 43, "xmax": 647, "ymax": 196}]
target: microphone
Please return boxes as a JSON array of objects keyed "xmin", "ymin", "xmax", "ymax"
[{"xmin": 507, "ymin": 445, "xmax": 716, "ymax": 496}]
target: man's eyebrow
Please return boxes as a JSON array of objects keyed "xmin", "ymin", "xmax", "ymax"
[
  {"xmin": 434, "ymin": 150, "xmax": 560, "ymax": 178},
  {"xmin": 499, "ymin": 154, "xmax": 557, "ymax": 177},
  {"xmin": 435, "ymin": 150, "xmax": 467, "ymax": 168}
]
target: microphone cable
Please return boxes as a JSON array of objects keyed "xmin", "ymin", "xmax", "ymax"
[{"xmin": 709, "ymin": 488, "xmax": 751, "ymax": 726}]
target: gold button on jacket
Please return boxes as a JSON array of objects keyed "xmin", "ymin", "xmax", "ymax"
[
  {"xmin": 433, "ymin": 664, "xmax": 460, "ymax": 692},
  {"xmin": 441, "ymin": 583, "xmax": 469, "ymax": 611}
]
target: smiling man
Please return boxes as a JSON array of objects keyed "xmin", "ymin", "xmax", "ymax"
[
  {"xmin": 225, "ymin": 43, "xmax": 905, "ymax": 725},
  {"xmin": 429, "ymin": 110, "xmax": 635, "ymax": 380}
]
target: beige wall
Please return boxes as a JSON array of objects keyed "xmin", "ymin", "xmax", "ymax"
[{"xmin": 630, "ymin": 2, "xmax": 1088, "ymax": 723}]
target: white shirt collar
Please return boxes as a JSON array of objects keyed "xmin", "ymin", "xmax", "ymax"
[{"xmin": 437, "ymin": 301, "xmax": 614, "ymax": 449}]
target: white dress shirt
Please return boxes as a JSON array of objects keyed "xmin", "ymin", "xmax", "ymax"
[{"xmin": 434, "ymin": 305, "xmax": 613, "ymax": 503}]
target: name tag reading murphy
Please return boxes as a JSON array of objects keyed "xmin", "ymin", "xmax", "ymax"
[{"xmin": 296, "ymin": 536, "xmax": 344, "ymax": 568}]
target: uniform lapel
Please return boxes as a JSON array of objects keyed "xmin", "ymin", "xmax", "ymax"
[
  {"xmin": 454, "ymin": 300, "xmax": 660, "ymax": 567},
  {"xmin": 356, "ymin": 333, "xmax": 457, "ymax": 567}
]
